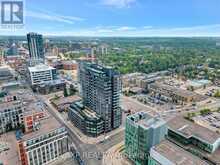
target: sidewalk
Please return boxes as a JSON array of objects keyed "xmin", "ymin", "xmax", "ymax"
[
  {"xmin": 48, "ymin": 152, "xmax": 74, "ymax": 165},
  {"xmin": 43, "ymin": 94, "xmax": 125, "ymax": 145},
  {"xmin": 66, "ymin": 120, "xmax": 125, "ymax": 144},
  {"xmin": 102, "ymin": 142, "xmax": 132, "ymax": 165}
]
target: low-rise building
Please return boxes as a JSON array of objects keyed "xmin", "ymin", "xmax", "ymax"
[
  {"xmin": 148, "ymin": 140, "xmax": 209, "ymax": 165},
  {"xmin": 122, "ymin": 72, "xmax": 168, "ymax": 90},
  {"xmin": 37, "ymin": 79, "xmax": 66, "ymax": 95},
  {"xmin": 186, "ymin": 79, "xmax": 212, "ymax": 90},
  {"xmin": 23, "ymin": 102, "xmax": 47, "ymax": 133},
  {"xmin": 0, "ymin": 132, "xmax": 21, "ymax": 165},
  {"xmin": 51, "ymin": 95, "xmax": 81, "ymax": 112},
  {"xmin": 125, "ymin": 112, "xmax": 167, "ymax": 165},
  {"xmin": 0, "ymin": 66, "xmax": 14, "ymax": 82},
  {"xmin": 18, "ymin": 115, "xmax": 69, "ymax": 165},
  {"xmin": 62, "ymin": 60, "xmax": 78, "ymax": 70},
  {"xmin": 167, "ymin": 116, "xmax": 220, "ymax": 154},
  {"xmin": 68, "ymin": 101, "xmax": 104, "ymax": 137},
  {"xmin": 0, "ymin": 100, "xmax": 24, "ymax": 134},
  {"xmin": 149, "ymin": 82, "xmax": 206, "ymax": 104}
]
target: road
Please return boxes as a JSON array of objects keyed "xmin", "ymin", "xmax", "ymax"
[{"xmin": 40, "ymin": 95, "xmax": 124, "ymax": 165}]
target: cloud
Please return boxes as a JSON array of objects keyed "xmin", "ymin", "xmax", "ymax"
[
  {"xmin": 116, "ymin": 26, "xmax": 136, "ymax": 31},
  {"xmin": 102, "ymin": 0, "xmax": 136, "ymax": 8},
  {"xmin": 143, "ymin": 26, "xmax": 153, "ymax": 29},
  {"xmin": 26, "ymin": 10, "xmax": 85, "ymax": 24},
  {"xmin": 1, "ymin": 24, "xmax": 220, "ymax": 37},
  {"xmin": 52, "ymin": 24, "xmax": 220, "ymax": 37}
]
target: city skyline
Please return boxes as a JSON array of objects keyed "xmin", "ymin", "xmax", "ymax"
[{"xmin": 0, "ymin": 0, "xmax": 220, "ymax": 36}]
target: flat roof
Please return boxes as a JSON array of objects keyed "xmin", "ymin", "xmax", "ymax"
[
  {"xmin": 62, "ymin": 60, "xmax": 77, "ymax": 65},
  {"xmin": 0, "ymin": 100, "xmax": 22, "ymax": 112},
  {"xmin": 83, "ymin": 108, "xmax": 100, "ymax": 119},
  {"xmin": 189, "ymin": 80, "xmax": 211, "ymax": 87},
  {"xmin": 70, "ymin": 101, "xmax": 101, "ymax": 120},
  {"xmin": 168, "ymin": 116, "xmax": 220, "ymax": 144},
  {"xmin": 152, "ymin": 140, "xmax": 209, "ymax": 165},
  {"xmin": 151, "ymin": 82, "xmax": 198, "ymax": 98},
  {"xmin": 21, "ymin": 115, "xmax": 62, "ymax": 141},
  {"xmin": 9, "ymin": 89, "xmax": 37, "ymax": 104},
  {"xmin": 28, "ymin": 64, "xmax": 55, "ymax": 72},
  {"xmin": 127, "ymin": 111, "xmax": 166, "ymax": 129},
  {"xmin": 52, "ymin": 95, "xmax": 81, "ymax": 106},
  {"xmin": 0, "ymin": 132, "xmax": 20, "ymax": 165},
  {"xmin": 24, "ymin": 101, "xmax": 47, "ymax": 116}
]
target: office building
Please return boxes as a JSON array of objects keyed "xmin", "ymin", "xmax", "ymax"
[
  {"xmin": 167, "ymin": 116, "xmax": 220, "ymax": 154},
  {"xmin": 27, "ymin": 32, "xmax": 44, "ymax": 65},
  {"xmin": 78, "ymin": 62, "xmax": 122, "ymax": 132},
  {"xmin": 146, "ymin": 116, "xmax": 220, "ymax": 165},
  {"xmin": 18, "ymin": 115, "xmax": 69, "ymax": 165},
  {"xmin": 0, "ymin": 100, "xmax": 24, "ymax": 134},
  {"xmin": 125, "ymin": 112, "xmax": 167, "ymax": 165},
  {"xmin": 28, "ymin": 64, "xmax": 57, "ymax": 86},
  {"xmin": 148, "ymin": 140, "xmax": 209, "ymax": 165},
  {"xmin": 68, "ymin": 100, "xmax": 104, "ymax": 137}
]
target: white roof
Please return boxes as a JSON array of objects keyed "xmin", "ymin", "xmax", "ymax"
[{"xmin": 28, "ymin": 64, "xmax": 55, "ymax": 72}]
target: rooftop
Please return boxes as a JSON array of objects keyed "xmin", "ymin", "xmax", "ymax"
[
  {"xmin": 69, "ymin": 101, "xmax": 102, "ymax": 120},
  {"xmin": 62, "ymin": 60, "xmax": 77, "ymax": 65},
  {"xmin": 39, "ymin": 79, "xmax": 65, "ymax": 86},
  {"xmin": 0, "ymin": 100, "xmax": 22, "ymax": 112},
  {"xmin": 150, "ymin": 83, "xmax": 207, "ymax": 101},
  {"xmin": 24, "ymin": 101, "xmax": 47, "ymax": 116},
  {"xmin": 0, "ymin": 66, "xmax": 13, "ymax": 80},
  {"xmin": 127, "ymin": 111, "xmax": 166, "ymax": 129},
  {"xmin": 28, "ymin": 64, "xmax": 55, "ymax": 72},
  {"xmin": 168, "ymin": 116, "xmax": 220, "ymax": 144},
  {"xmin": 151, "ymin": 82, "xmax": 197, "ymax": 98},
  {"xmin": 188, "ymin": 79, "xmax": 211, "ymax": 87},
  {"xmin": 52, "ymin": 95, "xmax": 81, "ymax": 106},
  {"xmin": 152, "ymin": 140, "xmax": 209, "ymax": 165},
  {"xmin": 21, "ymin": 114, "xmax": 62, "ymax": 141},
  {"xmin": 0, "ymin": 132, "xmax": 20, "ymax": 165},
  {"xmin": 81, "ymin": 62, "xmax": 119, "ymax": 76}
]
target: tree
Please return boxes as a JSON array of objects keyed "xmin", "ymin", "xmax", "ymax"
[
  {"xmin": 200, "ymin": 109, "xmax": 211, "ymax": 116},
  {"xmin": 63, "ymin": 87, "xmax": 68, "ymax": 97},
  {"xmin": 214, "ymin": 90, "xmax": 220, "ymax": 98}
]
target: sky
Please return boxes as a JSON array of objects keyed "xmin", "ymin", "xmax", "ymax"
[{"xmin": 0, "ymin": 0, "xmax": 220, "ymax": 36}]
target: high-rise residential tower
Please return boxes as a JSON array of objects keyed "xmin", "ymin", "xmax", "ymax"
[
  {"xmin": 78, "ymin": 62, "xmax": 122, "ymax": 132},
  {"xmin": 27, "ymin": 32, "xmax": 44, "ymax": 65}
]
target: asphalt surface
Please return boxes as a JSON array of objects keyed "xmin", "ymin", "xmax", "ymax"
[{"xmin": 41, "ymin": 96, "xmax": 124, "ymax": 165}]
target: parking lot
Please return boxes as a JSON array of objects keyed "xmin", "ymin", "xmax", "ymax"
[
  {"xmin": 193, "ymin": 111, "xmax": 220, "ymax": 132},
  {"xmin": 195, "ymin": 85, "xmax": 220, "ymax": 96},
  {"xmin": 129, "ymin": 94, "xmax": 183, "ymax": 113}
]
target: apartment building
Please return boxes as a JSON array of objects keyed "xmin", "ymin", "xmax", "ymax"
[
  {"xmin": 27, "ymin": 33, "xmax": 44, "ymax": 65},
  {"xmin": 18, "ymin": 115, "xmax": 69, "ymax": 165},
  {"xmin": 0, "ymin": 100, "xmax": 24, "ymax": 134},
  {"xmin": 78, "ymin": 62, "xmax": 122, "ymax": 132},
  {"xmin": 68, "ymin": 100, "xmax": 104, "ymax": 137}
]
